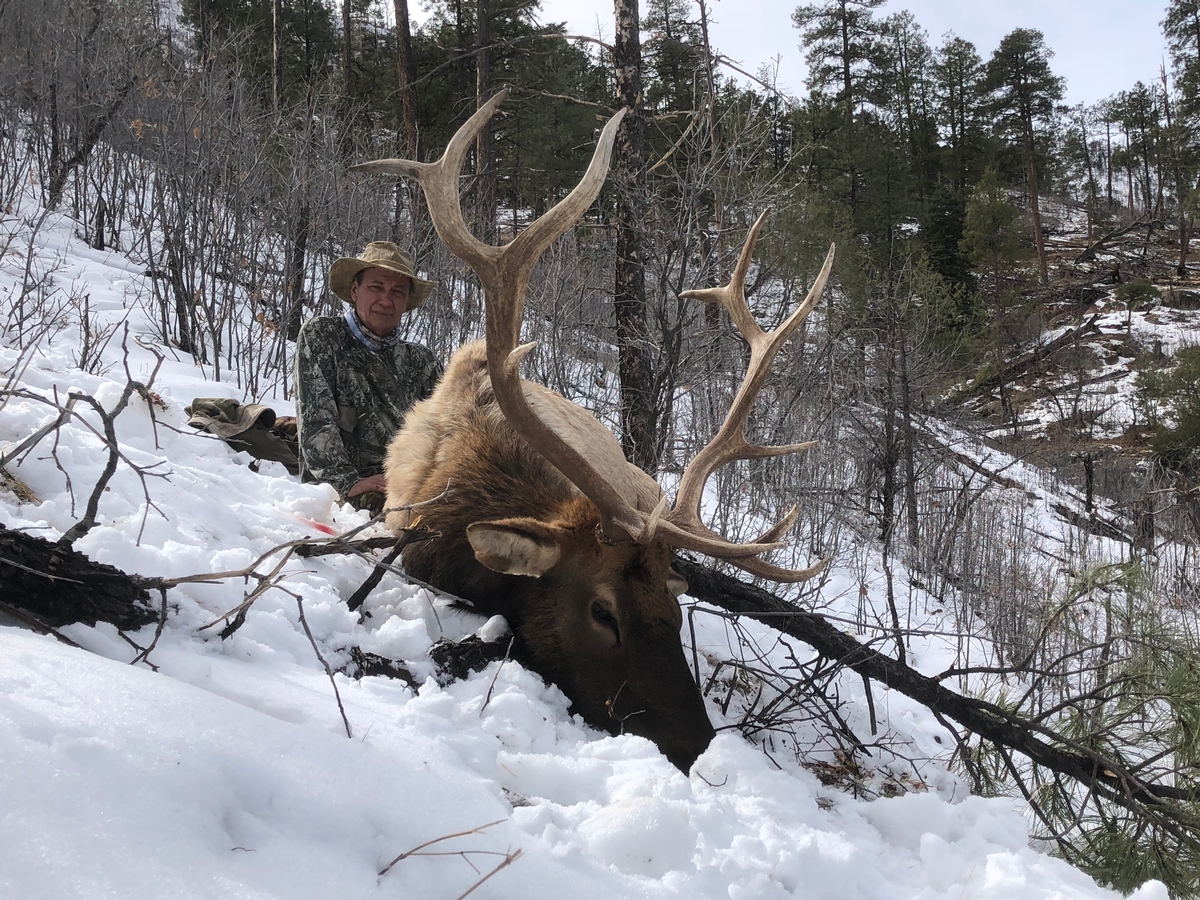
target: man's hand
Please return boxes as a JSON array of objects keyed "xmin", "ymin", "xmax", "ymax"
[{"xmin": 346, "ymin": 474, "xmax": 388, "ymax": 498}]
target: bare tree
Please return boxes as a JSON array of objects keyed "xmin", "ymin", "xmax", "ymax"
[{"xmin": 613, "ymin": 0, "xmax": 658, "ymax": 472}]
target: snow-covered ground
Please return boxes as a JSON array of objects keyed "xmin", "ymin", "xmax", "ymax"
[
  {"xmin": 982, "ymin": 273, "xmax": 1200, "ymax": 445},
  {"xmin": 0, "ymin": 199, "xmax": 1170, "ymax": 898}
]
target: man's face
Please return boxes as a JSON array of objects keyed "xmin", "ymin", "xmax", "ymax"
[{"xmin": 351, "ymin": 267, "xmax": 411, "ymax": 336}]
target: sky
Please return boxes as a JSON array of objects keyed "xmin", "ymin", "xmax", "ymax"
[{"xmin": 416, "ymin": 0, "xmax": 1173, "ymax": 107}]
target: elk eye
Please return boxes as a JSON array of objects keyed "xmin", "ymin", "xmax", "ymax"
[{"xmin": 591, "ymin": 601, "xmax": 619, "ymax": 638}]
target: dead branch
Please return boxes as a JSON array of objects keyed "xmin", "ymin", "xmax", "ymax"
[
  {"xmin": 378, "ymin": 819, "xmax": 507, "ymax": 878},
  {"xmin": 0, "ymin": 597, "xmax": 83, "ymax": 648},
  {"xmin": 949, "ymin": 315, "xmax": 1101, "ymax": 403},
  {"xmin": 454, "ymin": 848, "xmax": 522, "ymax": 900},
  {"xmin": 0, "ymin": 522, "xmax": 156, "ymax": 629},
  {"xmin": 1075, "ymin": 216, "xmax": 1161, "ymax": 263},
  {"xmin": 292, "ymin": 588, "xmax": 352, "ymax": 739},
  {"xmin": 675, "ymin": 556, "xmax": 1200, "ymax": 819}
]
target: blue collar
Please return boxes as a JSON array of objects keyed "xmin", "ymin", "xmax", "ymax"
[{"xmin": 344, "ymin": 307, "xmax": 400, "ymax": 351}]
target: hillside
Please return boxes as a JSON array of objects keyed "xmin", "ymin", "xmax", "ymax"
[{"xmin": 1, "ymin": 151, "xmax": 1187, "ymax": 898}]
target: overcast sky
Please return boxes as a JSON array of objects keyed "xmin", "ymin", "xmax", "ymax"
[{"xmin": 413, "ymin": 0, "xmax": 1172, "ymax": 107}]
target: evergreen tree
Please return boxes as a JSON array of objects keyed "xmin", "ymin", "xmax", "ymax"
[
  {"xmin": 792, "ymin": 0, "xmax": 887, "ymax": 214},
  {"xmin": 181, "ymin": 0, "xmax": 340, "ymax": 108},
  {"xmin": 410, "ymin": 0, "xmax": 606, "ymax": 213},
  {"xmin": 1107, "ymin": 84, "xmax": 1164, "ymax": 218},
  {"xmin": 960, "ymin": 167, "xmax": 1027, "ymax": 336},
  {"xmin": 642, "ymin": 0, "xmax": 705, "ymax": 116},
  {"xmin": 932, "ymin": 35, "xmax": 988, "ymax": 193},
  {"xmin": 1163, "ymin": 0, "xmax": 1200, "ymax": 117},
  {"xmin": 1060, "ymin": 103, "xmax": 1105, "ymax": 240},
  {"xmin": 983, "ymin": 28, "xmax": 1064, "ymax": 285},
  {"xmin": 1141, "ymin": 347, "xmax": 1200, "ymax": 473}
]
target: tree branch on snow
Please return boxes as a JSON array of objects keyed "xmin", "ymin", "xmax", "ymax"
[
  {"xmin": 1, "ymin": 332, "xmax": 169, "ymax": 546},
  {"xmin": 674, "ymin": 557, "xmax": 1200, "ymax": 825},
  {"xmin": 377, "ymin": 817, "xmax": 511, "ymax": 878},
  {"xmin": 291, "ymin": 587, "xmax": 353, "ymax": 739}
]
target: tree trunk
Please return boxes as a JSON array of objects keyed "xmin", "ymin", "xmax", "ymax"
[
  {"xmin": 1180, "ymin": 215, "xmax": 1193, "ymax": 276},
  {"xmin": 613, "ymin": 0, "xmax": 658, "ymax": 473},
  {"xmin": 393, "ymin": 0, "xmax": 425, "ymax": 241},
  {"xmin": 0, "ymin": 524, "xmax": 156, "ymax": 630},
  {"xmin": 673, "ymin": 556, "xmax": 1199, "ymax": 811},
  {"xmin": 394, "ymin": 0, "xmax": 419, "ymax": 157},
  {"xmin": 272, "ymin": 0, "xmax": 283, "ymax": 117},
  {"xmin": 1105, "ymin": 118, "xmax": 1114, "ymax": 210},
  {"xmin": 839, "ymin": 2, "xmax": 857, "ymax": 212},
  {"xmin": 474, "ymin": 0, "xmax": 495, "ymax": 243},
  {"xmin": 1022, "ymin": 118, "xmax": 1049, "ymax": 284},
  {"xmin": 284, "ymin": 203, "xmax": 309, "ymax": 342},
  {"xmin": 897, "ymin": 326, "xmax": 919, "ymax": 551},
  {"xmin": 342, "ymin": 0, "xmax": 353, "ymax": 103}
]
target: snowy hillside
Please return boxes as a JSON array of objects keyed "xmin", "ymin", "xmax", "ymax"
[{"xmin": 0, "ymin": 198, "xmax": 1171, "ymax": 898}]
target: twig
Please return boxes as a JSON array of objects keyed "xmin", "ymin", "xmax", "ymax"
[
  {"xmin": 292, "ymin": 588, "xmax": 352, "ymax": 739},
  {"xmin": 0, "ymin": 598, "xmax": 83, "ymax": 648},
  {"xmin": 379, "ymin": 819, "xmax": 507, "ymax": 877},
  {"xmin": 479, "ymin": 637, "xmax": 515, "ymax": 716},
  {"xmin": 2, "ymin": 386, "xmax": 170, "ymax": 545},
  {"xmin": 0, "ymin": 554, "xmax": 86, "ymax": 584},
  {"xmin": 130, "ymin": 587, "xmax": 169, "ymax": 669},
  {"xmin": 195, "ymin": 546, "xmax": 298, "ymax": 634},
  {"xmin": 453, "ymin": 848, "xmax": 522, "ymax": 900},
  {"xmin": 346, "ymin": 539, "xmax": 408, "ymax": 612},
  {"xmin": 0, "ymin": 395, "xmax": 79, "ymax": 469}
]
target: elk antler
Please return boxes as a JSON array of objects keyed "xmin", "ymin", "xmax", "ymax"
[
  {"xmin": 655, "ymin": 211, "xmax": 836, "ymax": 582},
  {"xmin": 355, "ymin": 98, "xmax": 832, "ymax": 580},
  {"xmin": 352, "ymin": 90, "xmax": 659, "ymax": 541}
]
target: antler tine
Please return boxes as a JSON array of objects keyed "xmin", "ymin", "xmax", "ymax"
[
  {"xmin": 678, "ymin": 208, "xmax": 772, "ymax": 342},
  {"xmin": 357, "ymin": 94, "xmax": 651, "ymax": 543},
  {"xmin": 664, "ymin": 210, "xmax": 835, "ymax": 570},
  {"xmin": 510, "ymin": 109, "xmax": 627, "ymax": 270},
  {"xmin": 350, "ymin": 89, "xmax": 510, "ymax": 274},
  {"xmin": 730, "ymin": 553, "xmax": 830, "ymax": 584}
]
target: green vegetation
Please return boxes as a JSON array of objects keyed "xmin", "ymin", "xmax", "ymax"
[{"xmin": 1141, "ymin": 346, "xmax": 1200, "ymax": 473}]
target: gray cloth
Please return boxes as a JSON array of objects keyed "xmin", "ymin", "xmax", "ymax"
[{"xmin": 186, "ymin": 398, "xmax": 299, "ymax": 474}]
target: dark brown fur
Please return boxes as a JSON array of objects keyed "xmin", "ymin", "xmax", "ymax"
[{"xmin": 386, "ymin": 342, "xmax": 714, "ymax": 770}]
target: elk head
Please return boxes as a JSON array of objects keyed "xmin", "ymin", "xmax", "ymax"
[{"xmin": 356, "ymin": 91, "xmax": 834, "ymax": 771}]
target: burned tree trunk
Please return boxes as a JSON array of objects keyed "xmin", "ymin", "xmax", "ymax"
[{"xmin": 0, "ymin": 524, "xmax": 156, "ymax": 629}]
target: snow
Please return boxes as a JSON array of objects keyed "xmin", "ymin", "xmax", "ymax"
[{"xmin": 0, "ymin": 195, "xmax": 1171, "ymax": 898}]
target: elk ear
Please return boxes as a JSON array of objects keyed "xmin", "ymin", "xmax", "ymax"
[
  {"xmin": 467, "ymin": 519, "xmax": 562, "ymax": 577},
  {"xmin": 667, "ymin": 570, "xmax": 689, "ymax": 598}
]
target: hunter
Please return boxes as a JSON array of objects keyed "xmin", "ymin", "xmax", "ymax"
[{"xmin": 294, "ymin": 242, "xmax": 442, "ymax": 515}]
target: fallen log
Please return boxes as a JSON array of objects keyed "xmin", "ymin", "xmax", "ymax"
[
  {"xmin": 675, "ymin": 555, "xmax": 1196, "ymax": 814},
  {"xmin": 0, "ymin": 523, "xmax": 156, "ymax": 630},
  {"xmin": 950, "ymin": 315, "xmax": 1100, "ymax": 403},
  {"xmin": 4, "ymin": 521, "xmax": 1193, "ymax": 826}
]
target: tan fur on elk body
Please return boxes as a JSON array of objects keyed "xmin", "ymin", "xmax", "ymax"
[
  {"xmin": 361, "ymin": 89, "xmax": 832, "ymax": 772},
  {"xmin": 385, "ymin": 341, "xmax": 711, "ymax": 770}
]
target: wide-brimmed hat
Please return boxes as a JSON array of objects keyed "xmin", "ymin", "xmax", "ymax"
[{"xmin": 329, "ymin": 242, "xmax": 438, "ymax": 309}]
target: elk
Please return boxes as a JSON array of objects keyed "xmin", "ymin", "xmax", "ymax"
[{"xmin": 354, "ymin": 91, "xmax": 834, "ymax": 772}]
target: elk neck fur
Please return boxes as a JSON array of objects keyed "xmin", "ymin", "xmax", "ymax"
[{"xmin": 384, "ymin": 339, "xmax": 715, "ymax": 770}]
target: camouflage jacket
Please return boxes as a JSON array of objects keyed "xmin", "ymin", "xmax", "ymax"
[{"xmin": 293, "ymin": 315, "xmax": 442, "ymax": 497}]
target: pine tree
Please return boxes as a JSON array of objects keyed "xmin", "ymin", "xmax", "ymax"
[
  {"xmin": 932, "ymin": 35, "xmax": 988, "ymax": 193},
  {"xmin": 792, "ymin": 0, "xmax": 887, "ymax": 214},
  {"xmin": 983, "ymin": 28, "xmax": 1064, "ymax": 285},
  {"xmin": 1163, "ymin": 0, "xmax": 1200, "ymax": 117},
  {"xmin": 960, "ymin": 167, "xmax": 1027, "ymax": 335}
]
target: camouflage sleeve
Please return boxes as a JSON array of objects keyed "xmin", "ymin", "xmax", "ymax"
[{"xmin": 294, "ymin": 321, "xmax": 360, "ymax": 497}]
